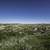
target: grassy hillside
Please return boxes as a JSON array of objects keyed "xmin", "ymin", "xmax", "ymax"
[{"xmin": 0, "ymin": 24, "xmax": 50, "ymax": 50}]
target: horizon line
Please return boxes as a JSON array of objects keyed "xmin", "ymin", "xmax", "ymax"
[{"xmin": 0, "ymin": 22, "xmax": 50, "ymax": 24}]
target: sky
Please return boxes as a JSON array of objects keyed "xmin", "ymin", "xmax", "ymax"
[{"xmin": 0, "ymin": 0, "xmax": 50, "ymax": 24}]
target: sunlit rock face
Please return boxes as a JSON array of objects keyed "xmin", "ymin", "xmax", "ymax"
[
  {"xmin": 0, "ymin": 26, "xmax": 5, "ymax": 30},
  {"xmin": 34, "ymin": 28, "xmax": 38, "ymax": 31}
]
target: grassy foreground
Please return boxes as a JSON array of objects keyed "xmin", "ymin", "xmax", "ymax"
[{"xmin": 0, "ymin": 24, "xmax": 50, "ymax": 50}]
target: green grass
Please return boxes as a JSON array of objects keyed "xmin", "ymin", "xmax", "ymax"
[{"xmin": 0, "ymin": 24, "xmax": 50, "ymax": 50}]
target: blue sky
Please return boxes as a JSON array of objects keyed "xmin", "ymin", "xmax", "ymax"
[{"xmin": 0, "ymin": 0, "xmax": 50, "ymax": 24}]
